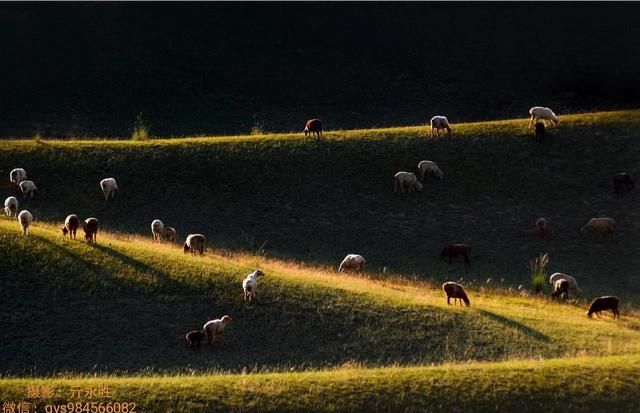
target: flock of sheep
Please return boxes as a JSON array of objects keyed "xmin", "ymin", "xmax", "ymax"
[
  {"xmin": 311, "ymin": 106, "xmax": 626, "ymax": 320},
  {"xmin": 2, "ymin": 107, "xmax": 628, "ymax": 352}
]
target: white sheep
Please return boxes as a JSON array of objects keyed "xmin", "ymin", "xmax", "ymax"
[
  {"xmin": 100, "ymin": 178, "xmax": 118, "ymax": 200},
  {"xmin": 338, "ymin": 254, "xmax": 366, "ymax": 272},
  {"xmin": 183, "ymin": 233, "xmax": 206, "ymax": 255},
  {"xmin": 528, "ymin": 106, "xmax": 559, "ymax": 128},
  {"xmin": 203, "ymin": 315, "xmax": 231, "ymax": 345},
  {"xmin": 10, "ymin": 168, "xmax": 27, "ymax": 185},
  {"xmin": 19, "ymin": 180, "xmax": 38, "ymax": 198},
  {"xmin": 151, "ymin": 219, "xmax": 164, "ymax": 241},
  {"xmin": 17, "ymin": 210, "xmax": 33, "ymax": 236},
  {"xmin": 394, "ymin": 172, "xmax": 423, "ymax": 193},
  {"xmin": 549, "ymin": 272, "xmax": 581, "ymax": 296},
  {"xmin": 580, "ymin": 217, "xmax": 616, "ymax": 237},
  {"xmin": 417, "ymin": 160, "xmax": 443, "ymax": 181},
  {"xmin": 242, "ymin": 269, "xmax": 265, "ymax": 303},
  {"xmin": 4, "ymin": 196, "xmax": 18, "ymax": 218},
  {"xmin": 430, "ymin": 116, "xmax": 452, "ymax": 137}
]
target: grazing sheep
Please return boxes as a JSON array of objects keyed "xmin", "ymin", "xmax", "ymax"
[
  {"xmin": 551, "ymin": 279, "xmax": 569, "ymax": 300},
  {"xmin": 151, "ymin": 219, "xmax": 164, "ymax": 241},
  {"xmin": 529, "ymin": 106, "xmax": 559, "ymax": 128},
  {"xmin": 164, "ymin": 226, "xmax": 176, "ymax": 243},
  {"xmin": 587, "ymin": 296, "xmax": 620, "ymax": 319},
  {"xmin": 430, "ymin": 116, "xmax": 451, "ymax": 137},
  {"xmin": 303, "ymin": 119, "xmax": 323, "ymax": 140},
  {"xmin": 242, "ymin": 269, "xmax": 265, "ymax": 303},
  {"xmin": 83, "ymin": 217, "xmax": 99, "ymax": 244},
  {"xmin": 203, "ymin": 315, "xmax": 231, "ymax": 345},
  {"xmin": 62, "ymin": 214, "xmax": 80, "ymax": 239},
  {"xmin": 100, "ymin": 177, "xmax": 118, "ymax": 200},
  {"xmin": 614, "ymin": 173, "xmax": 634, "ymax": 194},
  {"xmin": 19, "ymin": 180, "xmax": 38, "ymax": 199},
  {"xmin": 580, "ymin": 217, "xmax": 616, "ymax": 237},
  {"xmin": 183, "ymin": 233, "xmax": 206, "ymax": 255},
  {"xmin": 17, "ymin": 210, "xmax": 33, "ymax": 236},
  {"xmin": 394, "ymin": 172, "xmax": 423, "ymax": 193},
  {"xmin": 549, "ymin": 273, "xmax": 581, "ymax": 296},
  {"xmin": 185, "ymin": 330, "xmax": 205, "ymax": 347},
  {"xmin": 338, "ymin": 254, "xmax": 366, "ymax": 272},
  {"xmin": 441, "ymin": 244, "xmax": 471, "ymax": 265},
  {"xmin": 4, "ymin": 196, "xmax": 18, "ymax": 218},
  {"xmin": 442, "ymin": 282, "xmax": 470, "ymax": 306},
  {"xmin": 417, "ymin": 160, "xmax": 444, "ymax": 181},
  {"xmin": 534, "ymin": 122, "xmax": 545, "ymax": 144},
  {"xmin": 9, "ymin": 168, "xmax": 27, "ymax": 185},
  {"xmin": 536, "ymin": 217, "xmax": 548, "ymax": 239}
]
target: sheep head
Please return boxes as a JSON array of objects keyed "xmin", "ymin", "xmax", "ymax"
[{"xmin": 183, "ymin": 243, "xmax": 191, "ymax": 253}]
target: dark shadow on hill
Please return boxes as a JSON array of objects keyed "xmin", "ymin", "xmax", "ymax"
[{"xmin": 476, "ymin": 309, "xmax": 550, "ymax": 342}]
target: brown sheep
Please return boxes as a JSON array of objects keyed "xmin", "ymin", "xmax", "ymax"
[
  {"xmin": 534, "ymin": 122, "xmax": 545, "ymax": 144},
  {"xmin": 587, "ymin": 296, "xmax": 620, "ymax": 319},
  {"xmin": 185, "ymin": 330, "xmax": 205, "ymax": 347},
  {"xmin": 164, "ymin": 226, "xmax": 177, "ymax": 243},
  {"xmin": 83, "ymin": 217, "xmax": 99, "ymax": 244},
  {"xmin": 551, "ymin": 279, "xmax": 569, "ymax": 300},
  {"xmin": 536, "ymin": 217, "xmax": 548, "ymax": 239},
  {"xmin": 303, "ymin": 119, "xmax": 323, "ymax": 140},
  {"xmin": 183, "ymin": 233, "xmax": 206, "ymax": 255},
  {"xmin": 580, "ymin": 218, "xmax": 615, "ymax": 237},
  {"xmin": 614, "ymin": 173, "xmax": 634, "ymax": 194},
  {"xmin": 442, "ymin": 282, "xmax": 470, "ymax": 306},
  {"xmin": 441, "ymin": 244, "xmax": 471, "ymax": 265},
  {"xmin": 62, "ymin": 214, "xmax": 80, "ymax": 239}
]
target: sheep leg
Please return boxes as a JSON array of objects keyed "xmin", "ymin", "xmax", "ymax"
[{"xmin": 447, "ymin": 296, "xmax": 451, "ymax": 305}]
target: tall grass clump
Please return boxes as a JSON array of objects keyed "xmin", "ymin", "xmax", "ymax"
[
  {"xmin": 131, "ymin": 112, "xmax": 151, "ymax": 141},
  {"xmin": 529, "ymin": 253, "xmax": 549, "ymax": 294}
]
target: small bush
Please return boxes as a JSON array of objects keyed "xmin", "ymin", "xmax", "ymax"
[
  {"xmin": 529, "ymin": 253, "xmax": 549, "ymax": 294},
  {"xmin": 131, "ymin": 113, "xmax": 151, "ymax": 141}
]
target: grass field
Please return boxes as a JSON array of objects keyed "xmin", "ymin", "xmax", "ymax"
[{"xmin": 2, "ymin": 110, "xmax": 640, "ymax": 411}]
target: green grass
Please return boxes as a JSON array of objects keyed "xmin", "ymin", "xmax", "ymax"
[
  {"xmin": 1, "ymin": 110, "xmax": 640, "ymax": 301},
  {"xmin": 2, "ymin": 355, "xmax": 640, "ymax": 412}
]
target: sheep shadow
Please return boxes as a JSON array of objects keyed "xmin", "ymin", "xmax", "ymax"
[{"xmin": 476, "ymin": 309, "xmax": 550, "ymax": 343}]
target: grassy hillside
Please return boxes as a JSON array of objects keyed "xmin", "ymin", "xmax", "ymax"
[
  {"xmin": 2, "ymin": 355, "xmax": 640, "ymax": 412},
  {"xmin": 1, "ymin": 110, "xmax": 640, "ymax": 301},
  {"xmin": 1, "ymin": 220, "xmax": 639, "ymax": 377}
]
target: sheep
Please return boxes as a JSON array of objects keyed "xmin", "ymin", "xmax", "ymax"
[
  {"xmin": 4, "ymin": 196, "xmax": 18, "ymax": 218},
  {"xmin": 534, "ymin": 122, "xmax": 545, "ymax": 144},
  {"xmin": 394, "ymin": 172, "xmax": 423, "ymax": 193},
  {"xmin": 417, "ymin": 160, "xmax": 444, "ymax": 181},
  {"xmin": 151, "ymin": 219, "xmax": 164, "ymax": 241},
  {"xmin": 164, "ymin": 226, "xmax": 177, "ymax": 243},
  {"xmin": 185, "ymin": 330, "xmax": 205, "ymax": 347},
  {"xmin": 587, "ymin": 296, "xmax": 620, "ymax": 319},
  {"xmin": 62, "ymin": 214, "xmax": 80, "ymax": 239},
  {"xmin": 614, "ymin": 173, "xmax": 634, "ymax": 194},
  {"xmin": 100, "ymin": 177, "xmax": 118, "ymax": 200},
  {"xmin": 183, "ymin": 233, "xmax": 206, "ymax": 255},
  {"xmin": 242, "ymin": 269, "xmax": 265, "ymax": 303},
  {"xmin": 528, "ymin": 106, "xmax": 559, "ymax": 128},
  {"xmin": 9, "ymin": 168, "xmax": 27, "ymax": 185},
  {"xmin": 548, "ymin": 273, "xmax": 581, "ymax": 296},
  {"xmin": 536, "ymin": 217, "xmax": 548, "ymax": 239},
  {"xmin": 203, "ymin": 315, "xmax": 231, "ymax": 345},
  {"xmin": 441, "ymin": 244, "xmax": 471, "ymax": 265},
  {"xmin": 551, "ymin": 279, "xmax": 569, "ymax": 300},
  {"xmin": 303, "ymin": 119, "xmax": 323, "ymax": 140},
  {"xmin": 442, "ymin": 282, "xmax": 470, "ymax": 306},
  {"xmin": 430, "ymin": 116, "xmax": 451, "ymax": 137},
  {"xmin": 19, "ymin": 180, "xmax": 38, "ymax": 199},
  {"xmin": 83, "ymin": 217, "xmax": 99, "ymax": 244},
  {"xmin": 17, "ymin": 210, "xmax": 33, "ymax": 236},
  {"xmin": 338, "ymin": 254, "xmax": 366, "ymax": 273},
  {"xmin": 580, "ymin": 217, "xmax": 616, "ymax": 237}
]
